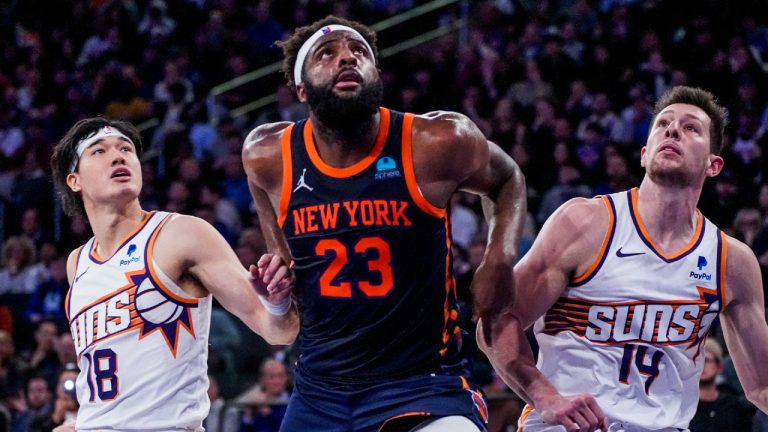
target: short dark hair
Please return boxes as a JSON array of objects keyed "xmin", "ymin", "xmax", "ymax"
[
  {"xmin": 652, "ymin": 86, "xmax": 728, "ymax": 154},
  {"xmin": 276, "ymin": 15, "xmax": 378, "ymax": 88},
  {"xmin": 50, "ymin": 117, "xmax": 143, "ymax": 218}
]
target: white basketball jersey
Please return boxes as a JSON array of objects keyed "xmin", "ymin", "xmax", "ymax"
[
  {"xmin": 525, "ymin": 189, "xmax": 726, "ymax": 430},
  {"xmin": 66, "ymin": 211, "xmax": 212, "ymax": 431}
]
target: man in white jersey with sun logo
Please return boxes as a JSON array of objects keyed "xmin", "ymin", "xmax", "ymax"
[
  {"xmin": 478, "ymin": 86, "xmax": 768, "ymax": 432},
  {"xmin": 49, "ymin": 117, "xmax": 299, "ymax": 432}
]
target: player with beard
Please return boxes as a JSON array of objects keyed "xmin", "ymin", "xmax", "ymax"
[
  {"xmin": 242, "ymin": 15, "xmax": 526, "ymax": 432},
  {"xmin": 478, "ymin": 86, "xmax": 768, "ymax": 432}
]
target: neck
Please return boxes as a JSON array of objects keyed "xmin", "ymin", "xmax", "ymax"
[
  {"xmin": 310, "ymin": 110, "xmax": 379, "ymax": 166},
  {"xmin": 636, "ymin": 177, "xmax": 701, "ymax": 250},
  {"xmin": 84, "ymin": 199, "xmax": 146, "ymax": 257},
  {"xmin": 699, "ymin": 380, "xmax": 719, "ymax": 402}
]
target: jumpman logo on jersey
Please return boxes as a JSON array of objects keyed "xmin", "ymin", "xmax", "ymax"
[{"xmin": 294, "ymin": 168, "xmax": 314, "ymax": 192}]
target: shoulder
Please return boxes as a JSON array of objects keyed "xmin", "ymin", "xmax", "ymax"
[
  {"xmin": 66, "ymin": 248, "xmax": 81, "ymax": 284},
  {"xmin": 547, "ymin": 196, "xmax": 611, "ymax": 236},
  {"xmin": 242, "ymin": 121, "xmax": 293, "ymax": 189},
  {"xmin": 723, "ymin": 234, "xmax": 761, "ymax": 301},
  {"xmin": 159, "ymin": 213, "xmax": 215, "ymax": 239},
  {"xmin": 411, "ymin": 111, "xmax": 488, "ymax": 179},
  {"xmin": 534, "ymin": 196, "xmax": 612, "ymax": 264},
  {"xmin": 412, "ymin": 111, "xmax": 485, "ymax": 148},
  {"xmin": 242, "ymin": 121, "xmax": 294, "ymax": 160}
]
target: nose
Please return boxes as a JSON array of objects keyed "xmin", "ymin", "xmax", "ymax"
[
  {"xmin": 110, "ymin": 147, "xmax": 126, "ymax": 165},
  {"xmin": 664, "ymin": 120, "xmax": 680, "ymax": 140},
  {"xmin": 338, "ymin": 43, "xmax": 357, "ymax": 67}
]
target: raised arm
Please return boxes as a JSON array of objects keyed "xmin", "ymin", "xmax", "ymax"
[
  {"xmin": 478, "ymin": 198, "xmax": 609, "ymax": 431},
  {"xmin": 153, "ymin": 215, "xmax": 299, "ymax": 345},
  {"xmin": 720, "ymin": 236, "xmax": 768, "ymax": 412}
]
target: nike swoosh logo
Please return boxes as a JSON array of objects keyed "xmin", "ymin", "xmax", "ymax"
[
  {"xmin": 616, "ymin": 248, "xmax": 645, "ymax": 258},
  {"xmin": 74, "ymin": 267, "xmax": 89, "ymax": 283}
]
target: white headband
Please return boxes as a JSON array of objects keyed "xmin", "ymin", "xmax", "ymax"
[
  {"xmin": 69, "ymin": 125, "xmax": 134, "ymax": 173},
  {"xmin": 293, "ymin": 24, "xmax": 374, "ymax": 86}
]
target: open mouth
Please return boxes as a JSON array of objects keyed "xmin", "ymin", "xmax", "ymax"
[
  {"xmin": 335, "ymin": 70, "xmax": 362, "ymax": 86},
  {"xmin": 111, "ymin": 168, "xmax": 131, "ymax": 179}
]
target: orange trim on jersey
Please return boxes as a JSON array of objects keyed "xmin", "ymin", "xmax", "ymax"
[
  {"xmin": 630, "ymin": 188, "xmax": 704, "ymax": 260},
  {"xmin": 572, "ymin": 196, "xmax": 615, "ymax": 284},
  {"xmin": 517, "ymin": 405, "xmax": 534, "ymax": 432},
  {"xmin": 145, "ymin": 214, "xmax": 199, "ymax": 305},
  {"xmin": 401, "ymin": 112, "xmax": 445, "ymax": 218},
  {"xmin": 718, "ymin": 230, "xmax": 728, "ymax": 312},
  {"xmin": 278, "ymin": 124, "xmax": 294, "ymax": 228},
  {"xmin": 304, "ymin": 107, "xmax": 390, "ymax": 178},
  {"xmin": 440, "ymin": 217, "xmax": 456, "ymax": 356},
  {"xmin": 90, "ymin": 211, "xmax": 155, "ymax": 262},
  {"xmin": 65, "ymin": 245, "xmax": 85, "ymax": 322},
  {"xmin": 378, "ymin": 411, "xmax": 431, "ymax": 432}
]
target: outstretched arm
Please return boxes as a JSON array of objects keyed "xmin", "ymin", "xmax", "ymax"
[
  {"xmin": 477, "ymin": 198, "xmax": 609, "ymax": 432},
  {"xmin": 154, "ymin": 215, "xmax": 299, "ymax": 345},
  {"xmin": 721, "ymin": 237, "xmax": 768, "ymax": 412}
]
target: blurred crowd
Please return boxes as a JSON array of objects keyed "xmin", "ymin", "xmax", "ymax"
[{"xmin": 1, "ymin": 0, "xmax": 768, "ymax": 430}]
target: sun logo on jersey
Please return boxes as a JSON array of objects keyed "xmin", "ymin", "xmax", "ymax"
[
  {"xmin": 70, "ymin": 271, "xmax": 198, "ymax": 359},
  {"xmin": 134, "ymin": 276, "xmax": 197, "ymax": 356}
]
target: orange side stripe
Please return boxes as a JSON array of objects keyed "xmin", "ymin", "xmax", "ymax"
[
  {"xmin": 278, "ymin": 124, "xmax": 294, "ymax": 228},
  {"xmin": 572, "ymin": 196, "xmax": 614, "ymax": 284},
  {"xmin": 719, "ymin": 231, "xmax": 728, "ymax": 312},
  {"xmin": 517, "ymin": 404, "xmax": 534, "ymax": 432},
  {"xmin": 402, "ymin": 113, "xmax": 445, "ymax": 218},
  {"xmin": 90, "ymin": 211, "xmax": 154, "ymax": 262},
  {"xmin": 146, "ymin": 215, "xmax": 198, "ymax": 305},
  {"xmin": 304, "ymin": 107, "xmax": 390, "ymax": 178},
  {"xmin": 630, "ymin": 188, "xmax": 703, "ymax": 260},
  {"xmin": 377, "ymin": 412, "xmax": 431, "ymax": 432}
]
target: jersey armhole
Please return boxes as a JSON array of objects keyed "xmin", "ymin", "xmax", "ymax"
[
  {"xmin": 65, "ymin": 245, "xmax": 85, "ymax": 323},
  {"xmin": 717, "ymin": 230, "xmax": 728, "ymax": 312},
  {"xmin": 570, "ymin": 195, "xmax": 616, "ymax": 286},
  {"xmin": 277, "ymin": 124, "xmax": 294, "ymax": 228},
  {"xmin": 145, "ymin": 214, "xmax": 199, "ymax": 305},
  {"xmin": 401, "ymin": 113, "xmax": 446, "ymax": 218}
]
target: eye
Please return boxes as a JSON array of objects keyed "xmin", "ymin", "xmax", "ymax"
[
  {"xmin": 121, "ymin": 145, "xmax": 133, "ymax": 152},
  {"xmin": 353, "ymin": 46, "xmax": 366, "ymax": 55},
  {"xmin": 319, "ymin": 48, "xmax": 334, "ymax": 59},
  {"xmin": 685, "ymin": 124, "xmax": 698, "ymax": 133},
  {"xmin": 657, "ymin": 119, "xmax": 668, "ymax": 127}
]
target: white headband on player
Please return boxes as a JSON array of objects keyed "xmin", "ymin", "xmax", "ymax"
[
  {"xmin": 69, "ymin": 125, "xmax": 134, "ymax": 173},
  {"xmin": 293, "ymin": 24, "xmax": 374, "ymax": 86}
]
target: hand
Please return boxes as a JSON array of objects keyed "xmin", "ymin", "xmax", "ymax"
[
  {"xmin": 538, "ymin": 393, "xmax": 608, "ymax": 432},
  {"xmin": 250, "ymin": 254, "xmax": 294, "ymax": 305}
]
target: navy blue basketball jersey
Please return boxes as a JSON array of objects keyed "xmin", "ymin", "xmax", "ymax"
[{"xmin": 279, "ymin": 107, "xmax": 463, "ymax": 382}]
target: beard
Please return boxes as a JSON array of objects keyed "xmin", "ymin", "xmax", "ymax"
[
  {"xmin": 304, "ymin": 77, "xmax": 383, "ymax": 132},
  {"xmin": 646, "ymin": 157, "xmax": 694, "ymax": 187}
]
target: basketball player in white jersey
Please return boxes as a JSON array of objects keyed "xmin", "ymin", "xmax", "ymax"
[
  {"xmin": 478, "ymin": 86, "xmax": 768, "ymax": 432},
  {"xmin": 49, "ymin": 117, "xmax": 299, "ymax": 432}
]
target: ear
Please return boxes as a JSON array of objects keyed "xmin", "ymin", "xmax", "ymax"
[
  {"xmin": 639, "ymin": 146, "xmax": 647, "ymax": 168},
  {"xmin": 705, "ymin": 154, "xmax": 724, "ymax": 178},
  {"xmin": 66, "ymin": 173, "xmax": 81, "ymax": 192},
  {"xmin": 295, "ymin": 83, "xmax": 307, "ymax": 103}
]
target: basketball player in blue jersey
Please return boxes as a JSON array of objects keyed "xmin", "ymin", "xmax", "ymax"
[
  {"xmin": 49, "ymin": 117, "xmax": 299, "ymax": 432},
  {"xmin": 242, "ymin": 15, "xmax": 526, "ymax": 432},
  {"xmin": 479, "ymin": 86, "xmax": 768, "ymax": 432}
]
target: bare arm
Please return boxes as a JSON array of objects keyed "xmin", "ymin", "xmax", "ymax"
[
  {"xmin": 720, "ymin": 236, "xmax": 768, "ymax": 412},
  {"xmin": 411, "ymin": 112, "xmax": 526, "ymax": 322},
  {"xmin": 478, "ymin": 198, "xmax": 609, "ymax": 431},
  {"xmin": 154, "ymin": 215, "xmax": 298, "ymax": 345},
  {"xmin": 242, "ymin": 123, "xmax": 294, "ymax": 262}
]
